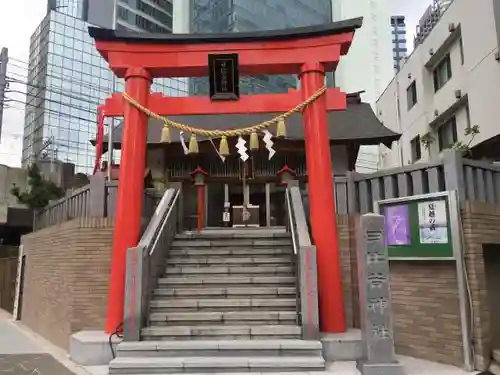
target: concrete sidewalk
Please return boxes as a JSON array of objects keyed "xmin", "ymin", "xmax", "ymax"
[
  {"xmin": 0, "ymin": 309, "xmax": 87, "ymax": 375},
  {"xmin": 0, "ymin": 309, "xmax": 479, "ymax": 375}
]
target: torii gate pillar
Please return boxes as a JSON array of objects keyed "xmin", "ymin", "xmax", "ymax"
[
  {"xmin": 90, "ymin": 18, "xmax": 363, "ymax": 335},
  {"xmin": 300, "ymin": 62, "xmax": 344, "ymax": 332}
]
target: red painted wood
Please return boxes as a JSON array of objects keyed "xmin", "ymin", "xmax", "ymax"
[
  {"xmin": 106, "ymin": 67, "xmax": 151, "ymax": 334},
  {"xmin": 197, "ymin": 185, "xmax": 204, "ymax": 233},
  {"xmin": 103, "ymin": 88, "xmax": 346, "ymax": 117},
  {"xmin": 300, "ymin": 62, "xmax": 345, "ymax": 333},
  {"xmin": 95, "ymin": 32, "xmax": 353, "ymax": 78}
]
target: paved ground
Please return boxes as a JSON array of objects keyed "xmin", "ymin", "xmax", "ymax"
[
  {"xmin": 0, "ymin": 309, "xmax": 480, "ymax": 375},
  {"xmin": 0, "ymin": 310, "xmax": 77, "ymax": 375}
]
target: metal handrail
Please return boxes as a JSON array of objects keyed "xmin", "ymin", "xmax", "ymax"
[
  {"xmin": 285, "ymin": 183, "xmax": 319, "ymax": 340},
  {"xmin": 285, "ymin": 191, "xmax": 298, "ymax": 255},
  {"xmin": 123, "ymin": 186, "xmax": 181, "ymax": 341},
  {"xmin": 138, "ymin": 188, "xmax": 176, "ymax": 249},
  {"xmin": 148, "ymin": 189, "xmax": 180, "ymax": 256}
]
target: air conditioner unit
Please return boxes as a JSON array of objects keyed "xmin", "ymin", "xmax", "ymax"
[
  {"xmin": 448, "ymin": 23, "xmax": 456, "ymax": 32},
  {"xmin": 455, "ymin": 89, "xmax": 462, "ymax": 98}
]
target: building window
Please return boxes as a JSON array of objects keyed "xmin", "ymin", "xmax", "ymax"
[
  {"xmin": 411, "ymin": 135, "xmax": 422, "ymax": 162},
  {"xmin": 438, "ymin": 117, "xmax": 458, "ymax": 151},
  {"xmin": 407, "ymin": 81, "xmax": 418, "ymax": 110},
  {"xmin": 433, "ymin": 54, "xmax": 452, "ymax": 92}
]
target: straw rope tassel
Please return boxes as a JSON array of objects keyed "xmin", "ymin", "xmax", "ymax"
[
  {"xmin": 188, "ymin": 134, "xmax": 199, "ymax": 154},
  {"xmin": 219, "ymin": 135, "xmax": 230, "ymax": 156},
  {"xmin": 249, "ymin": 131, "xmax": 259, "ymax": 151},
  {"xmin": 276, "ymin": 118, "xmax": 286, "ymax": 138},
  {"xmin": 160, "ymin": 123, "xmax": 171, "ymax": 143}
]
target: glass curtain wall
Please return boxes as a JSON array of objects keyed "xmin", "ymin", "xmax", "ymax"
[{"xmin": 189, "ymin": 0, "xmax": 334, "ymax": 95}]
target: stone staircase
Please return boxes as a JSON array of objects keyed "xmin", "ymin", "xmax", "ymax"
[{"xmin": 109, "ymin": 228, "xmax": 326, "ymax": 374}]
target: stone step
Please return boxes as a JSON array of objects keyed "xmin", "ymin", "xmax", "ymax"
[
  {"xmin": 149, "ymin": 298, "xmax": 297, "ymax": 312},
  {"xmin": 157, "ymin": 275, "xmax": 296, "ymax": 288},
  {"xmin": 148, "ymin": 311, "xmax": 298, "ymax": 326},
  {"xmin": 168, "ymin": 248, "xmax": 294, "ymax": 257},
  {"xmin": 166, "ymin": 255, "xmax": 294, "ymax": 266},
  {"xmin": 152, "ymin": 286, "xmax": 297, "ymax": 299},
  {"xmin": 164, "ymin": 265, "xmax": 295, "ymax": 276},
  {"xmin": 141, "ymin": 325, "xmax": 302, "ymax": 341},
  {"xmin": 116, "ymin": 339, "xmax": 322, "ymax": 358},
  {"xmin": 171, "ymin": 239, "xmax": 292, "ymax": 249},
  {"xmin": 109, "ymin": 356, "xmax": 325, "ymax": 374},
  {"xmin": 176, "ymin": 231, "xmax": 289, "ymax": 240}
]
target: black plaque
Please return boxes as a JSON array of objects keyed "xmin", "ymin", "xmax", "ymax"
[{"xmin": 208, "ymin": 53, "xmax": 240, "ymax": 101}]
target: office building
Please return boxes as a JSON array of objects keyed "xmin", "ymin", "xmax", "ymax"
[
  {"xmin": 189, "ymin": 0, "xmax": 334, "ymax": 95},
  {"xmin": 48, "ymin": 0, "xmax": 174, "ymax": 32},
  {"xmin": 377, "ymin": 0, "xmax": 500, "ymax": 168},
  {"xmin": 391, "ymin": 16, "xmax": 407, "ymax": 72},
  {"xmin": 22, "ymin": 8, "xmax": 188, "ymax": 172},
  {"xmin": 414, "ymin": 0, "xmax": 453, "ymax": 48}
]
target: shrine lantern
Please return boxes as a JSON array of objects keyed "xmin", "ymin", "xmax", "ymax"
[
  {"xmin": 277, "ymin": 165, "xmax": 297, "ymax": 186},
  {"xmin": 190, "ymin": 166, "xmax": 208, "ymax": 186}
]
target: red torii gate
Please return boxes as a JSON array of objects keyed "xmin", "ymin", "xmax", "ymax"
[{"xmin": 89, "ymin": 17, "xmax": 363, "ymax": 335}]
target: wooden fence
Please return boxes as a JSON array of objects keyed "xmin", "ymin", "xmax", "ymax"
[
  {"xmin": 0, "ymin": 257, "xmax": 17, "ymax": 313},
  {"xmin": 34, "ymin": 174, "xmax": 161, "ymax": 231}
]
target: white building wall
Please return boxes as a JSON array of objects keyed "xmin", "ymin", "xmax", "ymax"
[
  {"xmin": 173, "ymin": 0, "xmax": 190, "ymax": 33},
  {"xmin": 333, "ymin": 0, "xmax": 394, "ymax": 106},
  {"xmin": 333, "ymin": 0, "xmax": 394, "ymax": 172},
  {"xmin": 377, "ymin": 0, "xmax": 500, "ymax": 169}
]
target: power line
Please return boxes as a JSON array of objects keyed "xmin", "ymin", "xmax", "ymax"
[
  {"xmin": 6, "ymin": 66, "xmax": 116, "ymax": 97},
  {"xmin": 6, "ymin": 80, "xmax": 102, "ymax": 107},
  {"xmin": 5, "ymin": 97, "xmax": 97, "ymax": 125}
]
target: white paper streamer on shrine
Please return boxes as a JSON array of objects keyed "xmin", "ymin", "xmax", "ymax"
[
  {"xmin": 209, "ymin": 138, "xmax": 226, "ymax": 162},
  {"xmin": 236, "ymin": 136, "xmax": 249, "ymax": 162},
  {"xmin": 179, "ymin": 131, "xmax": 189, "ymax": 155},
  {"xmin": 262, "ymin": 130, "xmax": 276, "ymax": 160}
]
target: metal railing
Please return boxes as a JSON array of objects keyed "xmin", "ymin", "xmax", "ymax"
[
  {"xmin": 285, "ymin": 181, "xmax": 319, "ymax": 340},
  {"xmin": 123, "ymin": 183, "xmax": 182, "ymax": 341}
]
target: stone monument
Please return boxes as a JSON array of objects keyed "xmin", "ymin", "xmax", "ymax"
[{"xmin": 356, "ymin": 213, "xmax": 406, "ymax": 375}]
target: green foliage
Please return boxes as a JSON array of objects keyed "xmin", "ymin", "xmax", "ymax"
[
  {"xmin": 450, "ymin": 125, "xmax": 480, "ymax": 155},
  {"xmin": 10, "ymin": 163, "xmax": 65, "ymax": 210},
  {"xmin": 421, "ymin": 125, "xmax": 480, "ymax": 156}
]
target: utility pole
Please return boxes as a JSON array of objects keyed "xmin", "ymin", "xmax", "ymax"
[{"xmin": 0, "ymin": 47, "xmax": 8, "ymax": 144}]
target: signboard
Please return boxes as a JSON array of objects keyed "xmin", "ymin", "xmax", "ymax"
[
  {"xmin": 375, "ymin": 193, "xmax": 454, "ymax": 259},
  {"xmin": 208, "ymin": 53, "xmax": 240, "ymax": 101}
]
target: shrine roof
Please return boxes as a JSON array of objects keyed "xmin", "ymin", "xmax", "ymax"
[
  {"xmin": 94, "ymin": 93, "xmax": 400, "ymax": 148},
  {"xmin": 88, "ymin": 18, "xmax": 362, "ymax": 45}
]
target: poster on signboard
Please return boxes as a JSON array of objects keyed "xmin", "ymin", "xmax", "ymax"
[
  {"xmin": 418, "ymin": 200, "xmax": 448, "ymax": 244},
  {"xmin": 384, "ymin": 205, "xmax": 411, "ymax": 245}
]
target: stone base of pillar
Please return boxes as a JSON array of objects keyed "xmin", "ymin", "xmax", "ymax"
[
  {"xmin": 69, "ymin": 331, "xmax": 122, "ymax": 366},
  {"xmin": 357, "ymin": 361, "xmax": 406, "ymax": 375},
  {"xmin": 321, "ymin": 329, "xmax": 363, "ymax": 362}
]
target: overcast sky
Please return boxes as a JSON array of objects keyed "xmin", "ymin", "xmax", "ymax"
[{"xmin": 0, "ymin": 0, "xmax": 434, "ymax": 168}]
